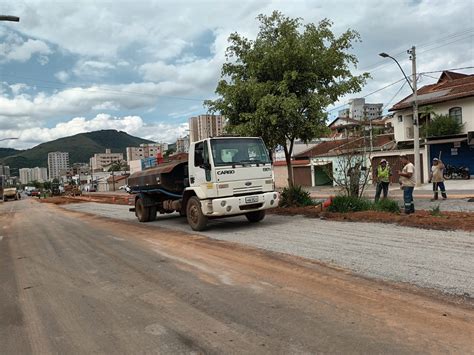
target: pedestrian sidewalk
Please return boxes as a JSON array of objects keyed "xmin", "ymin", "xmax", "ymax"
[{"xmin": 307, "ymin": 180, "xmax": 474, "ymax": 200}]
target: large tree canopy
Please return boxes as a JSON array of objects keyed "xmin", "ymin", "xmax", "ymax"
[{"xmin": 206, "ymin": 11, "xmax": 369, "ymax": 186}]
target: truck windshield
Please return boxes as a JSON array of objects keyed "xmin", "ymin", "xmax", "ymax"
[{"xmin": 210, "ymin": 138, "xmax": 271, "ymax": 167}]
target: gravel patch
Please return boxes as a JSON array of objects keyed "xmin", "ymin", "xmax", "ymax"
[{"xmin": 63, "ymin": 202, "xmax": 474, "ymax": 296}]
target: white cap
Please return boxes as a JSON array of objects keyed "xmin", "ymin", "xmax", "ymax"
[
  {"xmin": 433, "ymin": 157, "xmax": 439, "ymax": 161},
  {"xmin": 380, "ymin": 159, "xmax": 387, "ymax": 163}
]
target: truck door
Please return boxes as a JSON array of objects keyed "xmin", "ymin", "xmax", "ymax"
[{"xmin": 190, "ymin": 141, "xmax": 212, "ymax": 187}]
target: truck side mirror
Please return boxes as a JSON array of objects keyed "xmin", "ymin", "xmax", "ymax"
[{"xmin": 199, "ymin": 162, "xmax": 211, "ymax": 170}]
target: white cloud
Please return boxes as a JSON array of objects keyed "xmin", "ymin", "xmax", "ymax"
[
  {"xmin": 1, "ymin": 38, "xmax": 52, "ymax": 63},
  {"xmin": 55, "ymin": 70, "xmax": 70, "ymax": 82},
  {"xmin": 72, "ymin": 60, "xmax": 116, "ymax": 78},
  {"xmin": 0, "ymin": 113, "xmax": 189, "ymax": 149},
  {"xmin": 0, "ymin": 81, "xmax": 201, "ymax": 130},
  {"xmin": 9, "ymin": 83, "xmax": 30, "ymax": 95}
]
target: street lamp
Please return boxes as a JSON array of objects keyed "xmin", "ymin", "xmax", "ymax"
[
  {"xmin": 379, "ymin": 47, "xmax": 421, "ymax": 187},
  {"xmin": 0, "ymin": 15, "xmax": 20, "ymax": 22},
  {"xmin": 0, "ymin": 137, "xmax": 19, "ymax": 142}
]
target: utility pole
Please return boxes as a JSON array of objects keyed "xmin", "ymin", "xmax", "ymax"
[{"xmin": 408, "ymin": 46, "xmax": 421, "ymax": 187}]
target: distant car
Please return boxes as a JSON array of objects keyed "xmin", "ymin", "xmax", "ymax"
[
  {"xmin": 30, "ymin": 190, "xmax": 40, "ymax": 197},
  {"xmin": 89, "ymin": 188, "xmax": 96, "ymax": 192}
]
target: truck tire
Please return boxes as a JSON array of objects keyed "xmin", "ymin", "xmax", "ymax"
[
  {"xmin": 245, "ymin": 210, "xmax": 266, "ymax": 223},
  {"xmin": 186, "ymin": 196, "xmax": 208, "ymax": 231},
  {"xmin": 148, "ymin": 206, "xmax": 157, "ymax": 221},
  {"xmin": 135, "ymin": 198, "xmax": 150, "ymax": 222}
]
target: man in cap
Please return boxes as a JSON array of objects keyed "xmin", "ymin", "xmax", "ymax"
[
  {"xmin": 374, "ymin": 159, "xmax": 391, "ymax": 202},
  {"xmin": 398, "ymin": 155, "xmax": 416, "ymax": 214},
  {"xmin": 429, "ymin": 157, "xmax": 447, "ymax": 200}
]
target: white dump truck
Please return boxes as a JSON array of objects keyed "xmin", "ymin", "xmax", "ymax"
[
  {"xmin": 2, "ymin": 187, "xmax": 20, "ymax": 202},
  {"xmin": 128, "ymin": 136, "xmax": 279, "ymax": 231}
]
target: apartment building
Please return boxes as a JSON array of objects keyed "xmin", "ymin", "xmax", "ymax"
[
  {"xmin": 0, "ymin": 164, "xmax": 10, "ymax": 178},
  {"xmin": 189, "ymin": 114, "xmax": 225, "ymax": 142},
  {"xmin": 19, "ymin": 168, "xmax": 32, "ymax": 185},
  {"xmin": 89, "ymin": 149, "xmax": 124, "ymax": 172},
  {"xmin": 338, "ymin": 98, "xmax": 383, "ymax": 120},
  {"xmin": 176, "ymin": 136, "xmax": 190, "ymax": 153},
  {"xmin": 126, "ymin": 143, "xmax": 163, "ymax": 162},
  {"xmin": 48, "ymin": 151, "xmax": 70, "ymax": 180}
]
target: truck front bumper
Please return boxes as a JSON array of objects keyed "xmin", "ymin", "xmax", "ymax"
[{"xmin": 202, "ymin": 192, "xmax": 279, "ymax": 217}]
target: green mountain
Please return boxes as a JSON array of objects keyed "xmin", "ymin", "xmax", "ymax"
[
  {"xmin": 0, "ymin": 148, "xmax": 22, "ymax": 159},
  {"xmin": 0, "ymin": 130, "xmax": 154, "ymax": 169}
]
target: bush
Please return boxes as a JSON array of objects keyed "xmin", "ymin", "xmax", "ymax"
[
  {"xmin": 327, "ymin": 195, "xmax": 372, "ymax": 213},
  {"xmin": 279, "ymin": 185, "xmax": 314, "ymax": 207},
  {"xmin": 373, "ymin": 199, "xmax": 400, "ymax": 213}
]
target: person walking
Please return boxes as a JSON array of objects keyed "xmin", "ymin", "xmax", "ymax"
[
  {"xmin": 374, "ymin": 159, "xmax": 391, "ymax": 202},
  {"xmin": 429, "ymin": 157, "xmax": 447, "ymax": 200},
  {"xmin": 398, "ymin": 155, "xmax": 415, "ymax": 214}
]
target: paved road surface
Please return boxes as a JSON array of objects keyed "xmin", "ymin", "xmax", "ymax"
[
  {"xmin": 1, "ymin": 199, "xmax": 473, "ymax": 353},
  {"xmin": 64, "ymin": 202, "xmax": 474, "ymax": 296}
]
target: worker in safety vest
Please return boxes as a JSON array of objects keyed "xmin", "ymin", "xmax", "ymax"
[{"xmin": 374, "ymin": 159, "xmax": 392, "ymax": 202}]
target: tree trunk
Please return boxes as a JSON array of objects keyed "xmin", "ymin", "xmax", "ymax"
[{"xmin": 283, "ymin": 140, "xmax": 294, "ymax": 188}]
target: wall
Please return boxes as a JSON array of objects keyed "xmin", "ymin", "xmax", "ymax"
[
  {"xmin": 273, "ymin": 165, "xmax": 288, "ymax": 188},
  {"xmin": 429, "ymin": 141, "xmax": 474, "ymax": 175}
]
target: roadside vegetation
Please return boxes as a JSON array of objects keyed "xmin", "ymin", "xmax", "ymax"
[
  {"xmin": 327, "ymin": 195, "xmax": 400, "ymax": 213},
  {"xmin": 279, "ymin": 185, "xmax": 314, "ymax": 207}
]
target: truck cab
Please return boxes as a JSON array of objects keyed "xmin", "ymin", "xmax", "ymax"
[{"xmin": 186, "ymin": 137, "xmax": 278, "ymax": 220}]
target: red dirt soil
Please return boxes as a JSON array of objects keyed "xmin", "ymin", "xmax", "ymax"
[{"xmin": 270, "ymin": 206, "xmax": 474, "ymax": 233}]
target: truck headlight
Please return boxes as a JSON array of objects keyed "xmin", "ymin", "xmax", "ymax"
[{"xmin": 220, "ymin": 200, "xmax": 226, "ymax": 207}]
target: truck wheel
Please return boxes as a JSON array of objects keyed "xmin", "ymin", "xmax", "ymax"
[
  {"xmin": 135, "ymin": 198, "xmax": 150, "ymax": 222},
  {"xmin": 186, "ymin": 196, "xmax": 208, "ymax": 231},
  {"xmin": 148, "ymin": 206, "xmax": 157, "ymax": 221},
  {"xmin": 245, "ymin": 210, "xmax": 266, "ymax": 223}
]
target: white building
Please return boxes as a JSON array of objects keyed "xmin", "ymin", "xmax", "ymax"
[
  {"xmin": 48, "ymin": 152, "xmax": 69, "ymax": 180},
  {"xmin": 126, "ymin": 143, "xmax": 162, "ymax": 162},
  {"xmin": 338, "ymin": 98, "xmax": 383, "ymax": 121},
  {"xmin": 176, "ymin": 136, "xmax": 190, "ymax": 153},
  {"xmin": 0, "ymin": 165, "xmax": 10, "ymax": 178},
  {"xmin": 189, "ymin": 114, "xmax": 225, "ymax": 142},
  {"xmin": 31, "ymin": 167, "xmax": 48, "ymax": 182},
  {"xmin": 19, "ymin": 168, "xmax": 32, "ymax": 185},
  {"xmin": 89, "ymin": 149, "xmax": 124, "ymax": 172},
  {"xmin": 389, "ymin": 70, "xmax": 474, "ymax": 180}
]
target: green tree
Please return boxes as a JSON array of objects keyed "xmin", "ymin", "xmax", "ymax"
[
  {"xmin": 206, "ymin": 11, "xmax": 368, "ymax": 186},
  {"xmin": 107, "ymin": 160, "xmax": 128, "ymax": 172},
  {"xmin": 423, "ymin": 113, "xmax": 464, "ymax": 137}
]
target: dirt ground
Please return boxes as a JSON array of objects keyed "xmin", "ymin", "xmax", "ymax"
[
  {"xmin": 270, "ymin": 206, "xmax": 474, "ymax": 232},
  {"xmin": 38, "ymin": 195, "xmax": 474, "ymax": 232},
  {"xmin": 4, "ymin": 199, "xmax": 473, "ymax": 353},
  {"xmin": 38, "ymin": 194, "xmax": 130, "ymax": 205}
]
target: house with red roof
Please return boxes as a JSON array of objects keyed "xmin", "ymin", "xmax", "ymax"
[{"xmin": 389, "ymin": 70, "xmax": 474, "ymax": 179}]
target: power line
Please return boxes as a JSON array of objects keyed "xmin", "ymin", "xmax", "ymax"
[
  {"xmin": 381, "ymin": 80, "xmax": 408, "ymax": 112},
  {"xmin": 419, "ymin": 66, "xmax": 474, "ymax": 74},
  {"xmin": 326, "ymin": 77, "xmax": 406, "ymax": 113}
]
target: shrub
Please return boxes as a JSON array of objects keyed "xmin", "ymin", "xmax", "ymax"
[
  {"xmin": 429, "ymin": 205, "xmax": 442, "ymax": 217},
  {"xmin": 373, "ymin": 199, "xmax": 400, "ymax": 213},
  {"xmin": 279, "ymin": 185, "xmax": 314, "ymax": 207},
  {"xmin": 327, "ymin": 195, "xmax": 372, "ymax": 213}
]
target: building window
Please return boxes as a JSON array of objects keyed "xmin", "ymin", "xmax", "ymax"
[
  {"xmin": 449, "ymin": 107, "xmax": 462, "ymax": 124},
  {"xmin": 398, "ymin": 115, "xmax": 403, "ymax": 122}
]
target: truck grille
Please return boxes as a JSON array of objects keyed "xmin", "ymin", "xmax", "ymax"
[{"xmin": 233, "ymin": 185, "xmax": 263, "ymax": 196}]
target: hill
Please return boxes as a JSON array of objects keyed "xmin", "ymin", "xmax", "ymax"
[
  {"xmin": 0, "ymin": 130, "xmax": 154, "ymax": 169},
  {"xmin": 0, "ymin": 148, "xmax": 22, "ymax": 160}
]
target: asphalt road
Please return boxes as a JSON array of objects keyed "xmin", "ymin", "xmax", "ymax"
[
  {"xmin": 1, "ymin": 199, "xmax": 474, "ymax": 353},
  {"xmin": 64, "ymin": 202, "xmax": 474, "ymax": 296}
]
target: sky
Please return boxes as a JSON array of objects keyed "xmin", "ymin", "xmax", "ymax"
[{"xmin": 0, "ymin": 0, "xmax": 473, "ymax": 149}]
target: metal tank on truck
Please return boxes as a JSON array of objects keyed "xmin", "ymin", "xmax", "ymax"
[{"xmin": 127, "ymin": 136, "xmax": 279, "ymax": 231}]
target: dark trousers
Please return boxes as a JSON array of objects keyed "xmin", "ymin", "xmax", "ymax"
[
  {"xmin": 432, "ymin": 182, "xmax": 447, "ymax": 199},
  {"xmin": 375, "ymin": 181, "xmax": 389, "ymax": 202},
  {"xmin": 403, "ymin": 186, "xmax": 415, "ymax": 214}
]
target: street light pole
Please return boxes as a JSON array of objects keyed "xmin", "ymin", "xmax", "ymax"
[
  {"xmin": 408, "ymin": 46, "xmax": 421, "ymax": 187},
  {"xmin": 379, "ymin": 47, "xmax": 421, "ymax": 186}
]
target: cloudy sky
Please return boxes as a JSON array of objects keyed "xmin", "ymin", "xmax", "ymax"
[{"xmin": 1, "ymin": 0, "xmax": 473, "ymax": 149}]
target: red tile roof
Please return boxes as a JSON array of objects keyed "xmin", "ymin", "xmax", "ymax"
[
  {"xmin": 294, "ymin": 134, "xmax": 395, "ymax": 158},
  {"xmin": 389, "ymin": 71, "xmax": 474, "ymax": 111}
]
